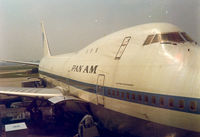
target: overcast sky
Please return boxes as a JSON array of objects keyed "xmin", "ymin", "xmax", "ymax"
[{"xmin": 0, "ymin": 0, "xmax": 199, "ymax": 61}]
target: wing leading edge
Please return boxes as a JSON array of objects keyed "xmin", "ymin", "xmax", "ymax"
[
  {"xmin": 0, "ymin": 60, "xmax": 39, "ymax": 66},
  {"xmin": 0, "ymin": 87, "xmax": 62, "ymax": 99},
  {"xmin": 0, "ymin": 87, "xmax": 83, "ymax": 104}
]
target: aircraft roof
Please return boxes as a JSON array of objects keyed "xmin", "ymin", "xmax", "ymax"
[
  {"xmin": 82, "ymin": 23, "xmax": 182, "ymax": 49},
  {"xmin": 54, "ymin": 23, "xmax": 183, "ymax": 57},
  {"xmin": 111, "ymin": 22, "xmax": 182, "ymax": 36}
]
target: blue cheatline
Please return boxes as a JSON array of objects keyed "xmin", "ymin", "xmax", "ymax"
[{"xmin": 39, "ymin": 70, "xmax": 200, "ymax": 115}]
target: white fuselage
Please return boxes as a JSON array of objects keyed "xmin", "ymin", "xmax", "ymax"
[{"xmin": 38, "ymin": 23, "xmax": 200, "ymax": 135}]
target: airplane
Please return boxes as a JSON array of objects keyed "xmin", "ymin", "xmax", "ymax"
[{"xmin": 1, "ymin": 22, "xmax": 200, "ymax": 137}]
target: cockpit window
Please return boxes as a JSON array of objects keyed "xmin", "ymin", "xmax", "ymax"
[
  {"xmin": 181, "ymin": 32, "xmax": 193, "ymax": 42},
  {"xmin": 143, "ymin": 35, "xmax": 154, "ymax": 45},
  {"xmin": 143, "ymin": 32, "xmax": 194, "ymax": 46},
  {"xmin": 151, "ymin": 34, "xmax": 160, "ymax": 44},
  {"xmin": 161, "ymin": 32, "xmax": 184, "ymax": 43}
]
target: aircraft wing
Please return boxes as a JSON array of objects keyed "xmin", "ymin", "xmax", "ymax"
[
  {"xmin": 0, "ymin": 87, "xmax": 62, "ymax": 99},
  {"xmin": 0, "ymin": 59, "xmax": 39, "ymax": 66},
  {"xmin": 0, "ymin": 87, "xmax": 83, "ymax": 104}
]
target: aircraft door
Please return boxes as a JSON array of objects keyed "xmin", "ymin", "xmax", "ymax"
[
  {"xmin": 115, "ymin": 36, "xmax": 131, "ymax": 60},
  {"xmin": 96, "ymin": 74, "xmax": 105, "ymax": 105}
]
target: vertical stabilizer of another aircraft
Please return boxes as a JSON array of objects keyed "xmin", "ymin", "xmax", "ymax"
[{"xmin": 41, "ymin": 21, "xmax": 51, "ymax": 57}]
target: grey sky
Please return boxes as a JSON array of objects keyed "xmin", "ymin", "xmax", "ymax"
[{"xmin": 0, "ymin": 0, "xmax": 199, "ymax": 61}]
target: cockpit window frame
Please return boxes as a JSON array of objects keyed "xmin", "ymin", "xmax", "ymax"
[
  {"xmin": 180, "ymin": 32, "xmax": 194, "ymax": 42},
  {"xmin": 151, "ymin": 34, "xmax": 161, "ymax": 44},
  {"xmin": 143, "ymin": 31, "xmax": 194, "ymax": 46},
  {"xmin": 143, "ymin": 34, "xmax": 154, "ymax": 45},
  {"xmin": 160, "ymin": 32, "xmax": 185, "ymax": 43}
]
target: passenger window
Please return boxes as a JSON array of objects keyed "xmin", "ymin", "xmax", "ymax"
[
  {"xmin": 132, "ymin": 93, "xmax": 135, "ymax": 100},
  {"xmin": 151, "ymin": 96, "xmax": 156, "ymax": 104},
  {"xmin": 143, "ymin": 35, "xmax": 154, "ymax": 45},
  {"xmin": 126, "ymin": 93, "xmax": 130, "ymax": 99},
  {"xmin": 108, "ymin": 89, "xmax": 111, "ymax": 96},
  {"xmin": 160, "ymin": 97, "xmax": 164, "ymax": 106},
  {"xmin": 90, "ymin": 48, "xmax": 93, "ymax": 53},
  {"xmin": 144, "ymin": 95, "xmax": 148, "ymax": 103},
  {"xmin": 98, "ymin": 85, "xmax": 101, "ymax": 90},
  {"xmin": 116, "ymin": 91, "xmax": 120, "ymax": 97},
  {"xmin": 112, "ymin": 90, "xmax": 115, "ymax": 96},
  {"xmin": 190, "ymin": 101, "xmax": 197, "ymax": 111},
  {"xmin": 178, "ymin": 100, "xmax": 184, "ymax": 109},
  {"xmin": 169, "ymin": 98, "xmax": 174, "ymax": 107},
  {"xmin": 95, "ymin": 48, "xmax": 98, "ymax": 53},
  {"xmin": 121, "ymin": 92, "xmax": 124, "ymax": 98},
  {"xmin": 138, "ymin": 95, "xmax": 142, "ymax": 101}
]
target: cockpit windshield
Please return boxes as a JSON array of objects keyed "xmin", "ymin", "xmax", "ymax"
[
  {"xmin": 181, "ymin": 32, "xmax": 193, "ymax": 42},
  {"xmin": 143, "ymin": 32, "xmax": 194, "ymax": 45},
  {"xmin": 160, "ymin": 32, "xmax": 185, "ymax": 43}
]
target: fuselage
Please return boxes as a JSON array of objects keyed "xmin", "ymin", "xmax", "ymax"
[{"xmin": 38, "ymin": 23, "xmax": 200, "ymax": 136}]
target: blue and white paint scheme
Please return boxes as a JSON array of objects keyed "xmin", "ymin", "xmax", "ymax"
[{"xmin": 1, "ymin": 22, "xmax": 200, "ymax": 137}]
